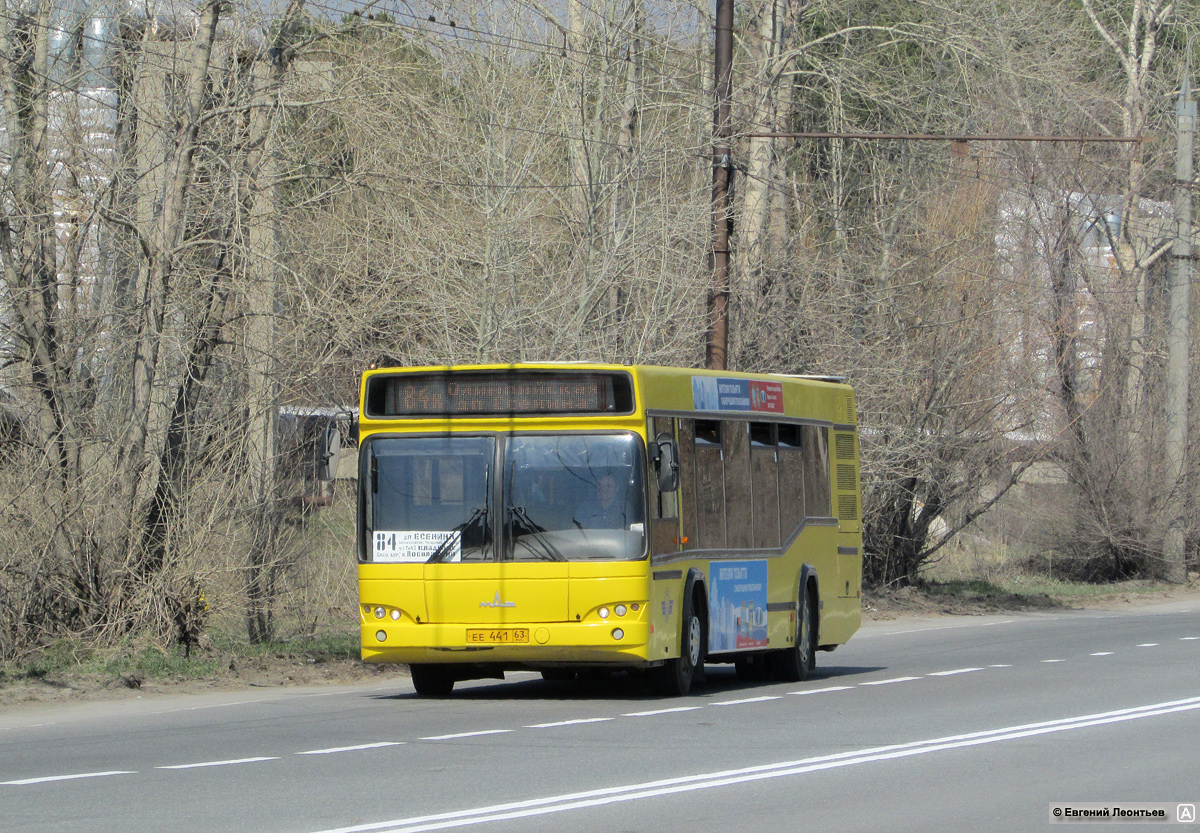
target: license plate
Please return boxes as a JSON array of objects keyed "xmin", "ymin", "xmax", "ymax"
[{"xmin": 466, "ymin": 629, "xmax": 529, "ymax": 644}]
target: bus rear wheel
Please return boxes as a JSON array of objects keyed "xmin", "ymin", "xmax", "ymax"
[
  {"xmin": 409, "ymin": 664, "xmax": 455, "ymax": 697},
  {"xmin": 769, "ymin": 584, "xmax": 815, "ymax": 682}
]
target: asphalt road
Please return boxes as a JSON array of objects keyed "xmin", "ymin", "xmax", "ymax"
[{"xmin": 2, "ymin": 599, "xmax": 1198, "ymax": 833}]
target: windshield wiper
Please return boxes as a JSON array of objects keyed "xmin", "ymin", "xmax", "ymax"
[
  {"xmin": 508, "ymin": 505, "xmax": 566, "ymax": 561},
  {"xmin": 427, "ymin": 506, "xmax": 488, "ymax": 563}
]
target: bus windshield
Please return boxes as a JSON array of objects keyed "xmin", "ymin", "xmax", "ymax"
[{"xmin": 364, "ymin": 433, "xmax": 646, "ymax": 563}]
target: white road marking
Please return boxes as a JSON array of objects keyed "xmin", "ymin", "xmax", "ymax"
[
  {"xmin": 859, "ymin": 676, "xmax": 920, "ymax": 686},
  {"xmin": 874, "ymin": 618, "xmax": 1014, "ymax": 636},
  {"xmin": 790, "ymin": 686, "xmax": 853, "ymax": 695},
  {"xmin": 298, "ymin": 742, "xmax": 404, "ymax": 755},
  {"xmin": 419, "ymin": 730, "xmax": 513, "ymax": 741},
  {"xmin": 3, "ymin": 770, "xmax": 133, "ymax": 786},
  {"xmin": 926, "ymin": 667, "xmax": 983, "ymax": 677},
  {"xmin": 1041, "ymin": 659, "xmax": 1065, "ymax": 663},
  {"xmin": 1091, "ymin": 652, "xmax": 1114, "ymax": 656},
  {"xmin": 305, "ymin": 695, "xmax": 1200, "ymax": 833},
  {"xmin": 526, "ymin": 718, "xmax": 614, "ymax": 729},
  {"xmin": 157, "ymin": 757, "xmax": 279, "ymax": 770},
  {"xmin": 711, "ymin": 696, "xmax": 781, "ymax": 706},
  {"xmin": 1182, "ymin": 637, "xmax": 1200, "ymax": 640},
  {"xmin": 1137, "ymin": 643, "xmax": 1159, "ymax": 647},
  {"xmin": 988, "ymin": 664, "xmax": 1012, "ymax": 668},
  {"xmin": 621, "ymin": 707, "xmax": 703, "ymax": 717}
]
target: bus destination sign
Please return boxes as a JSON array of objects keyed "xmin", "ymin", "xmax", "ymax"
[{"xmin": 368, "ymin": 371, "xmax": 634, "ymax": 417}]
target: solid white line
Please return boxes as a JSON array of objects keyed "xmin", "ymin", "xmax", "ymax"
[
  {"xmin": 3, "ymin": 770, "xmax": 133, "ymax": 786},
  {"xmin": 621, "ymin": 706, "xmax": 704, "ymax": 717},
  {"xmin": 790, "ymin": 686, "xmax": 853, "ymax": 695},
  {"xmin": 860, "ymin": 676, "xmax": 920, "ymax": 686},
  {"xmin": 306, "ymin": 695, "xmax": 1200, "ymax": 833},
  {"xmin": 926, "ymin": 667, "xmax": 984, "ymax": 677},
  {"xmin": 711, "ymin": 696, "xmax": 781, "ymax": 706},
  {"xmin": 1137, "ymin": 643, "xmax": 1159, "ymax": 647},
  {"xmin": 1091, "ymin": 652, "xmax": 1114, "ymax": 656},
  {"xmin": 526, "ymin": 718, "xmax": 614, "ymax": 729},
  {"xmin": 420, "ymin": 730, "xmax": 513, "ymax": 741},
  {"xmin": 157, "ymin": 757, "xmax": 279, "ymax": 770},
  {"xmin": 298, "ymin": 742, "xmax": 404, "ymax": 755}
]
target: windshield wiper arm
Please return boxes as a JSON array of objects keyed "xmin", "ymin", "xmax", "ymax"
[
  {"xmin": 427, "ymin": 506, "xmax": 488, "ymax": 563},
  {"xmin": 508, "ymin": 505, "xmax": 566, "ymax": 561}
]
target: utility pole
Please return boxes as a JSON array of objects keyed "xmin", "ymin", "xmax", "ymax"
[
  {"xmin": 705, "ymin": 0, "xmax": 734, "ymax": 370},
  {"xmin": 1164, "ymin": 67, "xmax": 1194, "ymax": 584}
]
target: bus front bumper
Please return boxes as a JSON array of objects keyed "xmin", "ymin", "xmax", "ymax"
[{"xmin": 361, "ymin": 620, "xmax": 651, "ymax": 665}]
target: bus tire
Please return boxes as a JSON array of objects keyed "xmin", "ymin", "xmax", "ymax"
[
  {"xmin": 410, "ymin": 664, "xmax": 455, "ymax": 697},
  {"xmin": 654, "ymin": 589, "xmax": 703, "ymax": 696},
  {"xmin": 770, "ymin": 583, "xmax": 816, "ymax": 682}
]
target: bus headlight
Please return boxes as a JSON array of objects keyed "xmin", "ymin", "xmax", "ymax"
[
  {"xmin": 615, "ymin": 604, "xmax": 627, "ymax": 617},
  {"xmin": 376, "ymin": 630, "xmax": 387, "ymax": 642},
  {"xmin": 598, "ymin": 607, "xmax": 610, "ymax": 619},
  {"xmin": 611, "ymin": 628, "xmax": 624, "ymax": 640},
  {"xmin": 374, "ymin": 606, "xmax": 386, "ymax": 619},
  {"xmin": 390, "ymin": 609, "xmax": 401, "ymax": 620}
]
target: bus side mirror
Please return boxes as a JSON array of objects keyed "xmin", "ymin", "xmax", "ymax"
[
  {"xmin": 653, "ymin": 433, "xmax": 679, "ymax": 492},
  {"xmin": 316, "ymin": 423, "xmax": 341, "ymax": 482}
]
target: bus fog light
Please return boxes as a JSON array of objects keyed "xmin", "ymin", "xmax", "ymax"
[
  {"xmin": 612, "ymin": 628, "xmax": 624, "ymax": 640},
  {"xmin": 375, "ymin": 630, "xmax": 387, "ymax": 642},
  {"xmin": 615, "ymin": 604, "xmax": 627, "ymax": 617},
  {"xmin": 390, "ymin": 609, "xmax": 401, "ymax": 620},
  {"xmin": 374, "ymin": 606, "xmax": 386, "ymax": 619},
  {"xmin": 599, "ymin": 607, "xmax": 610, "ymax": 619}
]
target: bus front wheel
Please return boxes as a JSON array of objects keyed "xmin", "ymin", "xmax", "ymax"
[
  {"xmin": 409, "ymin": 664, "xmax": 455, "ymax": 697},
  {"xmin": 770, "ymin": 584, "xmax": 816, "ymax": 682},
  {"xmin": 654, "ymin": 592, "xmax": 703, "ymax": 696}
]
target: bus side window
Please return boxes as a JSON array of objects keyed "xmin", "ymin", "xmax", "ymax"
[
  {"xmin": 650, "ymin": 416, "xmax": 678, "ymax": 520},
  {"xmin": 724, "ymin": 421, "xmax": 752, "ymax": 549},
  {"xmin": 694, "ymin": 419, "xmax": 725, "ymax": 549},
  {"xmin": 777, "ymin": 424, "xmax": 805, "ymax": 543},
  {"xmin": 678, "ymin": 419, "xmax": 698, "ymax": 549},
  {"xmin": 750, "ymin": 422, "xmax": 779, "ymax": 549},
  {"xmin": 803, "ymin": 425, "xmax": 832, "ymax": 517},
  {"xmin": 648, "ymin": 416, "xmax": 681, "ymax": 556}
]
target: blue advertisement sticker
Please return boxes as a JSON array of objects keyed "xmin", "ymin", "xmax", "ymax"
[
  {"xmin": 693, "ymin": 377, "xmax": 784, "ymax": 413},
  {"xmin": 708, "ymin": 560, "xmax": 769, "ymax": 651}
]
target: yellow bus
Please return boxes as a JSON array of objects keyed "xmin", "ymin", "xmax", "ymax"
[{"xmin": 356, "ymin": 363, "xmax": 862, "ymax": 696}]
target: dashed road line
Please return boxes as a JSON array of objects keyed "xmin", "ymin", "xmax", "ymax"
[
  {"xmin": 1137, "ymin": 643, "xmax": 1159, "ymax": 647},
  {"xmin": 157, "ymin": 757, "xmax": 279, "ymax": 770},
  {"xmin": 711, "ymin": 695, "xmax": 781, "ymax": 706},
  {"xmin": 1041, "ymin": 659, "xmax": 1065, "ymax": 663},
  {"xmin": 927, "ymin": 667, "xmax": 983, "ymax": 677},
  {"xmin": 420, "ymin": 729, "xmax": 513, "ymax": 741},
  {"xmin": 621, "ymin": 706, "xmax": 703, "ymax": 717},
  {"xmin": 526, "ymin": 718, "xmax": 614, "ymax": 729},
  {"xmin": 298, "ymin": 742, "xmax": 404, "ymax": 755},
  {"xmin": 3, "ymin": 770, "xmax": 134, "ymax": 786},
  {"xmin": 860, "ymin": 676, "xmax": 920, "ymax": 686},
  {"xmin": 1091, "ymin": 652, "xmax": 1114, "ymax": 656},
  {"xmin": 790, "ymin": 685, "xmax": 853, "ymax": 695}
]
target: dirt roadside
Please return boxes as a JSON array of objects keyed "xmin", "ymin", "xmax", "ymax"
[{"xmin": 3, "ymin": 579, "xmax": 1198, "ymax": 711}]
